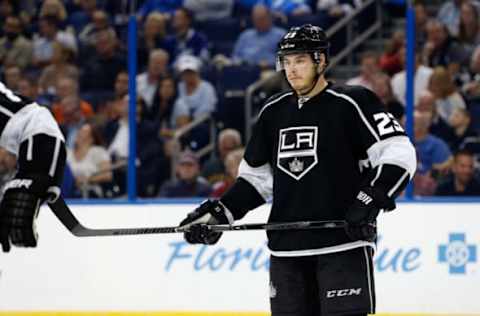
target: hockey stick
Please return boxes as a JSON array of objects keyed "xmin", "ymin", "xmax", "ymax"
[{"xmin": 48, "ymin": 198, "xmax": 346, "ymax": 237}]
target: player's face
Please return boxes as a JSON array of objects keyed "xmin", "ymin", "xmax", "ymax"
[{"xmin": 283, "ymin": 53, "xmax": 317, "ymax": 94}]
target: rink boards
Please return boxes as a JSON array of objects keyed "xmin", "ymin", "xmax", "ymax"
[{"xmin": 0, "ymin": 201, "xmax": 479, "ymax": 315}]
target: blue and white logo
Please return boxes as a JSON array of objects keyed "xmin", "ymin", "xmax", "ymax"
[{"xmin": 438, "ymin": 233, "xmax": 476, "ymax": 274}]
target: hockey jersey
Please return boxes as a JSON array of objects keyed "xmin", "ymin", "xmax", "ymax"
[{"xmin": 232, "ymin": 82, "xmax": 416, "ymax": 256}]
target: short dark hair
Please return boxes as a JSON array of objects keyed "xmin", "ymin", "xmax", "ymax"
[{"xmin": 454, "ymin": 149, "xmax": 473, "ymax": 160}]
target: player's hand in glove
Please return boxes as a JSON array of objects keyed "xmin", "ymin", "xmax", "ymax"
[
  {"xmin": 179, "ymin": 199, "xmax": 234, "ymax": 245},
  {"xmin": 0, "ymin": 175, "xmax": 59, "ymax": 252},
  {"xmin": 345, "ymin": 187, "xmax": 395, "ymax": 242}
]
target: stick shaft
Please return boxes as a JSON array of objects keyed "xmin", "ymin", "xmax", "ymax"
[{"xmin": 49, "ymin": 198, "xmax": 345, "ymax": 237}]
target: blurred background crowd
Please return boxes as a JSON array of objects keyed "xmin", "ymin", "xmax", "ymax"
[{"xmin": 0, "ymin": 0, "xmax": 479, "ymax": 199}]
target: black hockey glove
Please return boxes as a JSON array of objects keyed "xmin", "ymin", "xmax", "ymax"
[
  {"xmin": 345, "ymin": 186, "xmax": 396, "ymax": 242},
  {"xmin": 0, "ymin": 175, "xmax": 60, "ymax": 252},
  {"xmin": 179, "ymin": 199, "xmax": 234, "ymax": 245}
]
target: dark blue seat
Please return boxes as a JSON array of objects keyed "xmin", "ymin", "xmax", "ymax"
[{"xmin": 196, "ymin": 17, "xmax": 243, "ymax": 55}]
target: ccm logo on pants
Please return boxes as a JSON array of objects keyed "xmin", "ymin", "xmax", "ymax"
[{"xmin": 326, "ymin": 288, "xmax": 362, "ymax": 298}]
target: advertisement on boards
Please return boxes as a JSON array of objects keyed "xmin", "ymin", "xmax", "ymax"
[{"xmin": 0, "ymin": 203, "xmax": 479, "ymax": 314}]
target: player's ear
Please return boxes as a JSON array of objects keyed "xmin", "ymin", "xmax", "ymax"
[{"xmin": 316, "ymin": 54, "xmax": 326, "ymax": 74}]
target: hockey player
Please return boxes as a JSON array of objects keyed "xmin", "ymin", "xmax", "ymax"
[
  {"xmin": 179, "ymin": 24, "xmax": 416, "ymax": 315},
  {"xmin": 0, "ymin": 82, "xmax": 66, "ymax": 253}
]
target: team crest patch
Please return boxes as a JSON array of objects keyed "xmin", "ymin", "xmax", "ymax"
[{"xmin": 277, "ymin": 126, "xmax": 318, "ymax": 180}]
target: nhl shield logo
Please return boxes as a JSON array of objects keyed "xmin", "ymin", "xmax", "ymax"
[{"xmin": 277, "ymin": 126, "xmax": 318, "ymax": 180}]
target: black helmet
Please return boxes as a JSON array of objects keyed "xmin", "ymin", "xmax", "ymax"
[{"xmin": 276, "ymin": 24, "xmax": 330, "ymax": 71}]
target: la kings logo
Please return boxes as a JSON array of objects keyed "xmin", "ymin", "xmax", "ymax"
[{"xmin": 277, "ymin": 126, "xmax": 318, "ymax": 180}]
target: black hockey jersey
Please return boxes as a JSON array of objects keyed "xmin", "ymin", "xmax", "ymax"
[{"xmin": 223, "ymin": 83, "xmax": 416, "ymax": 256}]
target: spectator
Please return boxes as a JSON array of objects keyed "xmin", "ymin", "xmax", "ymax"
[
  {"xmin": 232, "ymin": 4, "xmax": 285, "ymax": 68},
  {"xmin": 183, "ymin": 0, "xmax": 234, "ymax": 21},
  {"xmin": 371, "ymin": 72, "xmax": 404, "ymax": 121},
  {"xmin": 137, "ymin": 0, "xmax": 183, "ymax": 20},
  {"xmin": 379, "ymin": 30, "xmax": 404, "ymax": 76},
  {"xmin": 18, "ymin": 76, "xmax": 41, "ymax": 103},
  {"xmin": 32, "ymin": 15, "xmax": 77, "ymax": 68},
  {"xmin": 429, "ymin": 66, "xmax": 467, "ymax": 124},
  {"xmin": 0, "ymin": 15, "xmax": 33, "ymax": 69},
  {"xmin": 52, "ymin": 76, "xmax": 94, "ymax": 117},
  {"xmin": 158, "ymin": 150, "xmax": 212, "ymax": 197},
  {"xmin": 137, "ymin": 12, "xmax": 167, "ymax": 70},
  {"xmin": 346, "ymin": 51, "xmax": 379, "ymax": 91},
  {"xmin": 458, "ymin": 1, "xmax": 480, "ymax": 53},
  {"xmin": 172, "ymin": 55, "xmax": 217, "ymax": 128},
  {"xmin": 67, "ymin": 121, "xmax": 113, "ymax": 198},
  {"xmin": 267, "ymin": 0, "xmax": 312, "ymax": 17},
  {"xmin": 39, "ymin": 0, "xmax": 68, "ymax": 25},
  {"xmin": 449, "ymin": 108, "xmax": 479, "ymax": 151},
  {"xmin": 54, "ymin": 95, "xmax": 94, "ymax": 148},
  {"xmin": 80, "ymin": 28, "xmax": 125, "ymax": 93},
  {"xmin": 78, "ymin": 9, "xmax": 115, "ymax": 49},
  {"xmin": 416, "ymin": 91, "xmax": 454, "ymax": 143},
  {"xmin": 210, "ymin": 147, "xmax": 245, "ymax": 198},
  {"xmin": 3, "ymin": 65, "xmax": 21, "ymax": 92},
  {"xmin": 38, "ymin": 41, "xmax": 79, "ymax": 96},
  {"xmin": 415, "ymin": 110, "xmax": 453, "ymax": 176},
  {"xmin": 437, "ymin": 0, "xmax": 468, "ymax": 37},
  {"xmin": 391, "ymin": 48, "xmax": 433, "ymax": 106},
  {"xmin": 68, "ymin": 0, "xmax": 98, "ymax": 34},
  {"xmin": 105, "ymin": 96, "xmax": 129, "ymax": 162},
  {"xmin": 415, "ymin": 1, "xmax": 430, "ymax": 47},
  {"xmin": 422, "ymin": 19, "xmax": 469, "ymax": 73},
  {"xmin": 150, "ymin": 76, "xmax": 179, "ymax": 133},
  {"xmin": 161, "ymin": 7, "xmax": 209, "ymax": 63},
  {"xmin": 136, "ymin": 48, "xmax": 170, "ymax": 108},
  {"xmin": 436, "ymin": 149, "xmax": 480, "ymax": 195},
  {"xmin": 202, "ymin": 128, "xmax": 243, "ymax": 184},
  {"xmin": 462, "ymin": 45, "xmax": 480, "ymax": 98}
]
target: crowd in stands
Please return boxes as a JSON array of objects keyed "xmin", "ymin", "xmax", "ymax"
[{"xmin": 0, "ymin": 0, "xmax": 479, "ymax": 198}]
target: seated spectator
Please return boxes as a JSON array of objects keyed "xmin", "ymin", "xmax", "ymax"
[
  {"xmin": 150, "ymin": 76, "xmax": 179, "ymax": 133},
  {"xmin": 457, "ymin": 1, "xmax": 480, "ymax": 53},
  {"xmin": 437, "ymin": 0, "xmax": 469, "ymax": 38},
  {"xmin": 371, "ymin": 72, "xmax": 404, "ymax": 120},
  {"xmin": 232, "ymin": 4, "xmax": 285, "ymax": 68},
  {"xmin": 172, "ymin": 55, "xmax": 217, "ymax": 128},
  {"xmin": 416, "ymin": 91, "xmax": 454, "ymax": 143},
  {"xmin": 202, "ymin": 128, "xmax": 243, "ymax": 184},
  {"xmin": 158, "ymin": 150, "xmax": 212, "ymax": 197},
  {"xmin": 18, "ymin": 76, "xmax": 41, "ymax": 103},
  {"xmin": 3, "ymin": 65, "xmax": 21, "ymax": 92},
  {"xmin": 78, "ymin": 10, "xmax": 115, "ymax": 49},
  {"xmin": 379, "ymin": 30, "xmax": 404, "ymax": 76},
  {"xmin": 415, "ymin": 1, "xmax": 430, "ymax": 47},
  {"xmin": 346, "ymin": 51, "xmax": 379, "ymax": 91},
  {"xmin": 429, "ymin": 66, "xmax": 467, "ymax": 124},
  {"xmin": 161, "ymin": 7, "xmax": 209, "ymax": 63},
  {"xmin": 32, "ymin": 15, "xmax": 77, "ymax": 68},
  {"xmin": 0, "ymin": 15, "xmax": 33, "ymax": 69},
  {"xmin": 462, "ymin": 45, "xmax": 480, "ymax": 98},
  {"xmin": 54, "ymin": 95, "xmax": 95, "ymax": 148},
  {"xmin": 137, "ymin": 12, "xmax": 167, "ymax": 70},
  {"xmin": 449, "ymin": 108, "xmax": 479, "ymax": 151},
  {"xmin": 137, "ymin": 0, "xmax": 183, "ymax": 20},
  {"xmin": 67, "ymin": 121, "xmax": 113, "ymax": 198},
  {"xmin": 80, "ymin": 28, "xmax": 125, "ymax": 93},
  {"xmin": 39, "ymin": 0, "xmax": 69, "ymax": 26},
  {"xmin": 68, "ymin": 0, "xmax": 97, "ymax": 34},
  {"xmin": 136, "ymin": 49, "xmax": 170, "ymax": 108},
  {"xmin": 210, "ymin": 147, "xmax": 244, "ymax": 198},
  {"xmin": 184, "ymin": 0, "xmax": 234, "ymax": 21},
  {"xmin": 391, "ymin": 48, "xmax": 433, "ymax": 106},
  {"xmin": 38, "ymin": 41, "xmax": 79, "ymax": 96},
  {"xmin": 52, "ymin": 76, "xmax": 94, "ymax": 119},
  {"xmin": 422, "ymin": 19, "xmax": 469, "ymax": 74},
  {"xmin": 435, "ymin": 149, "xmax": 480, "ymax": 196},
  {"xmin": 415, "ymin": 110, "xmax": 453, "ymax": 176},
  {"xmin": 105, "ymin": 96, "xmax": 129, "ymax": 162}
]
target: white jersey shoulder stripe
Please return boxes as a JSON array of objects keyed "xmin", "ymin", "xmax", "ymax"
[
  {"xmin": 258, "ymin": 91, "xmax": 293, "ymax": 118},
  {"xmin": 326, "ymin": 89, "xmax": 380, "ymax": 141}
]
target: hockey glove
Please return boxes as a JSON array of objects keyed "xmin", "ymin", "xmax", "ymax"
[
  {"xmin": 345, "ymin": 186, "xmax": 395, "ymax": 242},
  {"xmin": 0, "ymin": 175, "xmax": 60, "ymax": 252},
  {"xmin": 179, "ymin": 199, "xmax": 234, "ymax": 245}
]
